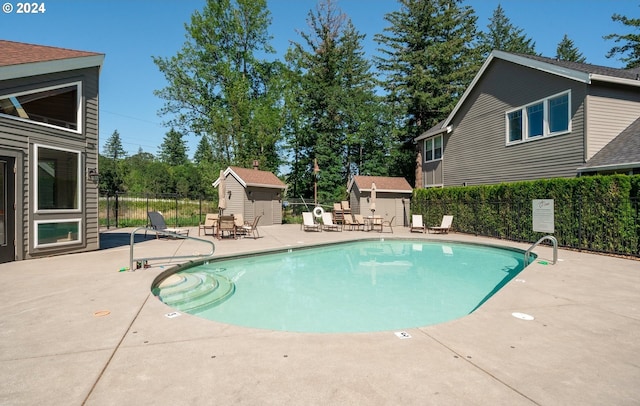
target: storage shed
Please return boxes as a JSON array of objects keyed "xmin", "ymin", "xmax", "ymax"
[
  {"xmin": 0, "ymin": 40, "xmax": 104, "ymax": 262},
  {"xmin": 212, "ymin": 166, "xmax": 286, "ymax": 225},
  {"xmin": 347, "ymin": 176, "xmax": 413, "ymax": 226}
]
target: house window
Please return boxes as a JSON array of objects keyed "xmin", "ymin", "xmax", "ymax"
[
  {"xmin": 0, "ymin": 82, "xmax": 81, "ymax": 133},
  {"xmin": 506, "ymin": 91, "xmax": 571, "ymax": 144},
  {"xmin": 34, "ymin": 219, "xmax": 81, "ymax": 247},
  {"xmin": 34, "ymin": 145, "xmax": 81, "ymax": 212},
  {"xmin": 424, "ymin": 135, "xmax": 443, "ymax": 162}
]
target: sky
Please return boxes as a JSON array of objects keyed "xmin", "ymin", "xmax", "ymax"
[{"xmin": 1, "ymin": 0, "xmax": 638, "ymax": 159}]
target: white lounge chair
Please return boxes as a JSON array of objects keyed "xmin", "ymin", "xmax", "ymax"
[
  {"xmin": 410, "ymin": 214, "xmax": 425, "ymax": 233},
  {"xmin": 302, "ymin": 212, "xmax": 321, "ymax": 232},
  {"xmin": 428, "ymin": 215, "xmax": 453, "ymax": 234},
  {"xmin": 321, "ymin": 212, "xmax": 341, "ymax": 231}
]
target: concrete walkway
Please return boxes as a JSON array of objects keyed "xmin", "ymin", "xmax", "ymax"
[{"xmin": 1, "ymin": 225, "xmax": 639, "ymax": 405}]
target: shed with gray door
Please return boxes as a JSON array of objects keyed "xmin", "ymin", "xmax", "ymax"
[
  {"xmin": 347, "ymin": 176, "xmax": 413, "ymax": 226},
  {"xmin": 212, "ymin": 166, "xmax": 286, "ymax": 225}
]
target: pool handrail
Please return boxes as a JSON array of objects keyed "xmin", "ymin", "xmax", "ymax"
[
  {"xmin": 525, "ymin": 235, "xmax": 557, "ymax": 265},
  {"xmin": 129, "ymin": 226, "xmax": 215, "ymax": 271}
]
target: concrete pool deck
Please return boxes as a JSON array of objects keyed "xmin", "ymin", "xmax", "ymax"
[{"xmin": 1, "ymin": 224, "xmax": 639, "ymax": 405}]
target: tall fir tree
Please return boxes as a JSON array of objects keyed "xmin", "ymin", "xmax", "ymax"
[
  {"xmin": 556, "ymin": 34, "xmax": 586, "ymax": 63},
  {"xmin": 477, "ymin": 4, "xmax": 537, "ymax": 57},
  {"xmin": 375, "ymin": 0, "xmax": 480, "ymax": 184},
  {"xmin": 193, "ymin": 136, "xmax": 214, "ymax": 164},
  {"xmin": 158, "ymin": 128, "xmax": 188, "ymax": 166},
  {"xmin": 604, "ymin": 12, "xmax": 640, "ymax": 68},
  {"xmin": 286, "ymin": 0, "xmax": 384, "ymax": 202},
  {"xmin": 102, "ymin": 129, "xmax": 126, "ymax": 160},
  {"xmin": 99, "ymin": 130, "xmax": 127, "ymax": 195}
]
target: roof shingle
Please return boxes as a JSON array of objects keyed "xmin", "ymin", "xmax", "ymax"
[{"xmin": 0, "ymin": 40, "xmax": 102, "ymax": 67}]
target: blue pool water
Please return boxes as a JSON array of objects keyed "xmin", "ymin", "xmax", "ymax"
[{"xmin": 153, "ymin": 240, "xmax": 531, "ymax": 333}]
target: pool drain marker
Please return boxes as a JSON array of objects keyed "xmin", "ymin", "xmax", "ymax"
[
  {"xmin": 512, "ymin": 312, "xmax": 534, "ymax": 321},
  {"xmin": 165, "ymin": 311, "xmax": 181, "ymax": 318},
  {"xmin": 394, "ymin": 331, "xmax": 411, "ymax": 339}
]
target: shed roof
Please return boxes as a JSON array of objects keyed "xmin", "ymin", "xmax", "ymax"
[
  {"xmin": 348, "ymin": 176, "xmax": 413, "ymax": 193},
  {"xmin": 578, "ymin": 117, "xmax": 640, "ymax": 173},
  {"xmin": 0, "ymin": 40, "xmax": 104, "ymax": 81},
  {"xmin": 213, "ymin": 166, "xmax": 286, "ymax": 189}
]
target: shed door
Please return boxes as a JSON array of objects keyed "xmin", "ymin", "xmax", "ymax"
[
  {"xmin": 0, "ymin": 157, "xmax": 15, "ymax": 263},
  {"xmin": 253, "ymin": 190, "xmax": 273, "ymax": 225}
]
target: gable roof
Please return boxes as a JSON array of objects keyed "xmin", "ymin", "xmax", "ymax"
[
  {"xmin": 0, "ymin": 40, "xmax": 104, "ymax": 81},
  {"xmin": 212, "ymin": 166, "xmax": 286, "ymax": 189},
  {"xmin": 578, "ymin": 117, "xmax": 640, "ymax": 173},
  {"xmin": 416, "ymin": 50, "xmax": 640, "ymax": 141},
  {"xmin": 348, "ymin": 175, "xmax": 413, "ymax": 193}
]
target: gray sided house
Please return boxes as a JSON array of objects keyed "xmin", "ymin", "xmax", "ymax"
[
  {"xmin": 415, "ymin": 50, "xmax": 640, "ymax": 188},
  {"xmin": 347, "ymin": 175, "xmax": 413, "ymax": 226},
  {"xmin": 0, "ymin": 40, "xmax": 104, "ymax": 262},
  {"xmin": 213, "ymin": 166, "xmax": 286, "ymax": 225}
]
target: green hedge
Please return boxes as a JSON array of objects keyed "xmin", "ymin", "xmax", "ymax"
[{"xmin": 412, "ymin": 175, "xmax": 640, "ymax": 257}]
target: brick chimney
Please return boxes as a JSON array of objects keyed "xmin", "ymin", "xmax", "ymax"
[{"xmin": 253, "ymin": 160, "xmax": 259, "ymax": 170}]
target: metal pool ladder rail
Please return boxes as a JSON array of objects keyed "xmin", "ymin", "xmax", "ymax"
[
  {"xmin": 525, "ymin": 235, "xmax": 557, "ymax": 265},
  {"xmin": 129, "ymin": 227, "xmax": 215, "ymax": 270}
]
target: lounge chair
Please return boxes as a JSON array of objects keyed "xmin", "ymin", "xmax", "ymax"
[
  {"xmin": 428, "ymin": 215, "xmax": 454, "ymax": 234},
  {"xmin": 147, "ymin": 211, "xmax": 190, "ymax": 239},
  {"xmin": 321, "ymin": 212, "xmax": 341, "ymax": 231},
  {"xmin": 332, "ymin": 203, "xmax": 344, "ymax": 224},
  {"xmin": 218, "ymin": 215, "xmax": 237, "ymax": 239},
  {"xmin": 341, "ymin": 200, "xmax": 351, "ymax": 216},
  {"xmin": 198, "ymin": 213, "xmax": 218, "ymax": 236},
  {"xmin": 380, "ymin": 216, "xmax": 395, "ymax": 233},
  {"xmin": 353, "ymin": 214, "xmax": 366, "ymax": 230},
  {"xmin": 302, "ymin": 212, "xmax": 321, "ymax": 232},
  {"xmin": 240, "ymin": 215, "xmax": 261, "ymax": 239},
  {"xmin": 343, "ymin": 214, "xmax": 357, "ymax": 231},
  {"xmin": 410, "ymin": 214, "xmax": 425, "ymax": 233}
]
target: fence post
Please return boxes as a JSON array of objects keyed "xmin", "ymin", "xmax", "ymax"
[
  {"xmin": 106, "ymin": 194, "xmax": 111, "ymax": 229},
  {"xmin": 115, "ymin": 192, "xmax": 120, "ymax": 228}
]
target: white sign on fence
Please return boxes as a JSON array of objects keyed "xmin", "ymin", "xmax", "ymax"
[{"xmin": 532, "ymin": 199, "xmax": 554, "ymax": 233}]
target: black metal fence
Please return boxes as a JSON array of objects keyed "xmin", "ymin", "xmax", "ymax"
[
  {"xmin": 100, "ymin": 193, "xmax": 218, "ymax": 228},
  {"xmin": 413, "ymin": 196, "xmax": 640, "ymax": 258}
]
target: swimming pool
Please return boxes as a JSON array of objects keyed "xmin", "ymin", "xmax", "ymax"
[{"xmin": 152, "ymin": 240, "xmax": 533, "ymax": 333}]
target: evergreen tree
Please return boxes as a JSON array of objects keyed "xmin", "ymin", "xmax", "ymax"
[
  {"xmin": 286, "ymin": 0, "xmax": 384, "ymax": 202},
  {"xmin": 102, "ymin": 129, "xmax": 126, "ymax": 160},
  {"xmin": 99, "ymin": 130, "xmax": 127, "ymax": 195},
  {"xmin": 604, "ymin": 12, "xmax": 640, "ymax": 68},
  {"xmin": 158, "ymin": 128, "xmax": 188, "ymax": 166},
  {"xmin": 375, "ymin": 0, "xmax": 480, "ymax": 184},
  {"xmin": 556, "ymin": 34, "xmax": 586, "ymax": 63},
  {"xmin": 153, "ymin": 0, "xmax": 284, "ymax": 170},
  {"xmin": 193, "ymin": 136, "xmax": 214, "ymax": 164},
  {"xmin": 477, "ymin": 4, "xmax": 537, "ymax": 57}
]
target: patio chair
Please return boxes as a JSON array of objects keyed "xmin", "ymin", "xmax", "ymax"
[
  {"xmin": 147, "ymin": 211, "xmax": 190, "ymax": 239},
  {"xmin": 353, "ymin": 214, "xmax": 366, "ymax": 230},
  {"xmin": 234, "ymin": 214, "xmax": 246, "ymax": 236},
  {"xmin": 428, "ymin": 215, "xmax": 454, "ymax": 234},
  {"xmin": 321, "ymin": 212, "xmax": 341, "ymax": 231},
  {"xmin": 218, "ymin": 215, "xmax": 237, "ymax": 239},
  {"xmin": 380, "ymin": 216, "xmax": 395, "ymax": 233},
  {"xmin": 368, "ymin": 215, "xmax": 383, "ymax": 232},
  {"xmin": 198, "ymin": 213, "xmax": 218, "ymax": 236},
  {"xmin": 302, "ymin": 212, "xmax": 321, "ymax": 232},
  {"xmin": 240, "ymin": 215, "xmax": 262, "ymax": 239},
  {"xmin": 410, "ymin": 214, "xmax": 426, "ymax": 233}
]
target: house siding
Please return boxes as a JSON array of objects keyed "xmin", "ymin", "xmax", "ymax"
[
  {"xmin": 438, "ymin": 59, "xmax": 587, "ymax": 186},
  {"xmin": 585, "ymin": 84, "xmax": 640, "ymax": 160},
  {"xmin": 0, "ymin": 67, "xmax": 100, "ymax": 259}
]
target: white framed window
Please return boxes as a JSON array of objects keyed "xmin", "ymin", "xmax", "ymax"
[
  {"xmin": 506, "ymin": 90, "xmax": 571, "ymax": 145},
  {"xmin": 424, "ymin": 134, "xmax": 443, "ymax": 162},
  {"xmin": 34, "ymin": 144, "xmax": 81, "ymax": 212},
  {"xmin": 0, "ymin": 81, "xmax": 82, "ymax": 133},
  {"xmin": 34, "ymin": 218, "xmax": 82, "ymax": 248}
]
